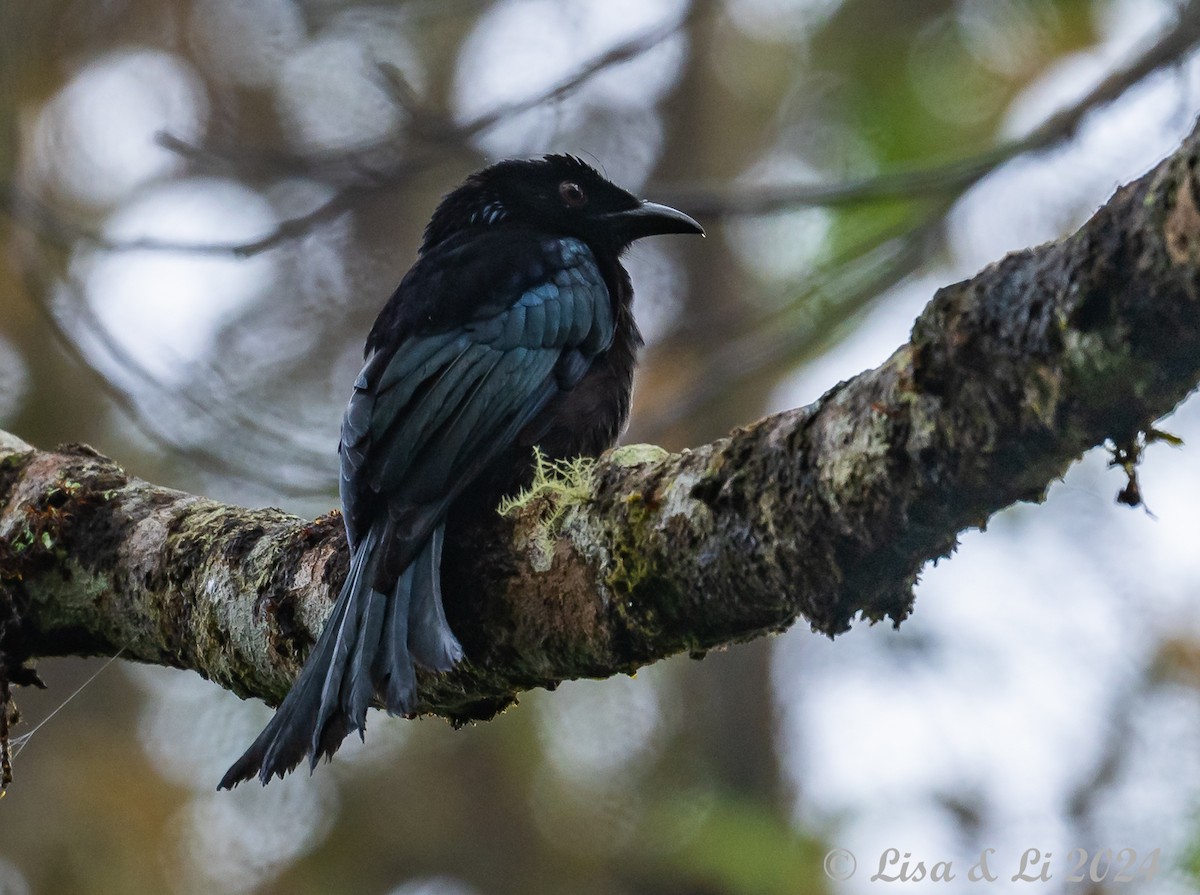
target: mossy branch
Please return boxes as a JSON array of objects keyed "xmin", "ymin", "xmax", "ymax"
[{"xmin": 4, "ymin": 121, "xmax": 1200, "ymax": 726}]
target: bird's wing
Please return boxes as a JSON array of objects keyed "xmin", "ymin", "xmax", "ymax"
[{"xmin": 339, "ymin": 235, "xmax": 613, "ymax": 553}]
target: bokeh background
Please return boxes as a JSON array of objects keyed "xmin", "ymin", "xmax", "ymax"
[{"xmin": 4, "ymin": 0, "xmax": 1200, "ymax": 893}]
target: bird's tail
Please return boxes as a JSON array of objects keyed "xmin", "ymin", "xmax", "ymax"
[{"xmin": 218, "ymin": 524, "xmax": 463, "ymax": 788}]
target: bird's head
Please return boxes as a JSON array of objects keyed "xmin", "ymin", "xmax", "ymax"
[{"xmin": 421, "ymin": 155, "xmax": 703, "ymax": 254}]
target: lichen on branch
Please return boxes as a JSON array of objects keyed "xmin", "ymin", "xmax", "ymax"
[{"xmin": 3, "ymin": 121, "xmax": 1200, "ymax": 725}]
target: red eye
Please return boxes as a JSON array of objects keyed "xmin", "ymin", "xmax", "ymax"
[{"xmin": 558, "ymin": 181, "xmax": 587, "ymax": 207}]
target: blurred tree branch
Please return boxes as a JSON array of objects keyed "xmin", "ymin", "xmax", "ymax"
[
  {"xmin": 0, "ymin": 8, "xmax": 694, "ymax": 256},
  {"xmin": 637, "ymin": 0, "xmax": 1200, "ymax": 442},
  {"xmin": 8, "ymin": 0, "xmax": 1200, "ymax": 257},
  {"xmin": 635, "ymin": 204, "xmax": 953, "ymax": 442},
  {"xmin": 4, "ymin": 1, "xmax": 1199, "ymax": 498},
  {"xmin": 8, "ymin": 251, "xmax": 337, "ymax": 497},
  {"xmin": 0, "ymin": 8, "xmax": 709, "ymax": 497},
  {"xmin": 664, "ymin": 0, "xmax": 1200, "ymax": 218},
  {"xmin": 4, "ymin": 118, "xmax": 1200, "ymax": 731}
]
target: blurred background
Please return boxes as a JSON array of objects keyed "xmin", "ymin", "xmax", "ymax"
[{"xmin": 3, "ymin": 0, "xmax": 1200, "ymax": 893}]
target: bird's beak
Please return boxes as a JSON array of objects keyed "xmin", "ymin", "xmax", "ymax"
[{"xmin": 600, "ymin": 200, "xmax": 704, "ymax": 242}]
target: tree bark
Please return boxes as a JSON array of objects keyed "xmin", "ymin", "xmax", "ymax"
[{"xmin": 3, "ymin": 120, "xmax": 1200, "ymax": 723}]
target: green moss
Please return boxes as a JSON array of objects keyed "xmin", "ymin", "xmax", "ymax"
[
  {"xmin": 605, "ymin": 491, "xmax": 649, "ymax": 593},
  {"xmin": 1061, "ymin": 331, "xmax": 1164, "ymax": 425},
  {"xmin": 8, "ymin": 528, "xmax": 33, "ymax": 554},
  {"xmin": 0, "ymin": 451, "xmax": 32, "ymax": 470},
  {"xmin": 603, "ymin": 490, "xmax": 670, "ymax": 649}
]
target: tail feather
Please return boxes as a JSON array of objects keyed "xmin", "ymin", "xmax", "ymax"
[
  {"xmin": 311, "ymin": 534, "xmax": 379, "ymax": 754},
  {"xmin": 218, "ymin": 584, "xmax": 354, "ymax": 789},
  {"xmin": 345, "ymin": 588, "xmax": 388, "ymax": 731},
  {"xmin": 408, "ymin": 525, "xmax": 464, "ymax": 671},
  {"xmin": 218, "ymin": 523, "xmax": 464, "ymax": 789},
  {"xmin": 374, "ymin": 564, "xmax": 417, "ymax": 713}
]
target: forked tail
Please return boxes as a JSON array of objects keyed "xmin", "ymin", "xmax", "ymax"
[{"xmin": 218, "ymin": 525, "xmax": 462, "ymax": 788}]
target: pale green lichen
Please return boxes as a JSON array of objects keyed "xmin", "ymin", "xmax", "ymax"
[
  {"xmin": 498, "ymin": 447, "xmax": 597, "ymax": 517},
  {"xmin": 499, "ymin": 448, "xmax": 598, "ymax": 570},
  {"xmin": 608, "ymin": 443, "xmax": 669, "ymax": 467}
]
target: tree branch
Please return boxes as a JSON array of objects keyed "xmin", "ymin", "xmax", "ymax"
[
  {"xmin": 11, "ymin": 0, "xmax": 1198, "ymax": 260},
  {"xmin": 663, "ymin": 0, "xmax": 1200, "ymax": 217},
  {"xmin": 3, "ymin": 119, "xmax": 1200, "ymax": 724}
]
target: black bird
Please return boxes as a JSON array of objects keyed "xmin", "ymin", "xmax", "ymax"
[{"xmin": 219, "ymin": 155, "xmax": 702, "ymax": 787}]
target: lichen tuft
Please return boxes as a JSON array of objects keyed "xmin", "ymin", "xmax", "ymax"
[{"xmin": 499, "ymin": 448, "xmax": 597, "ymax": 567}]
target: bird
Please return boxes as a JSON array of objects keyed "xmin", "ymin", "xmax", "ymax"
[{"xmin": 218, "ymin": 155, "xmax": 703, "ymax": 788}]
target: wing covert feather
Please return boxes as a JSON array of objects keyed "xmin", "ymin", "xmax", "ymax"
[{"xmin": 338, "ymin": 236, "xmax": 612, "ymax": 547}]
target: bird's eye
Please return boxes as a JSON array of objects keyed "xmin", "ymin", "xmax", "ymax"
[{"xmin": 558, "ymin": 181, "xmax": 587, "ymax": 208}]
